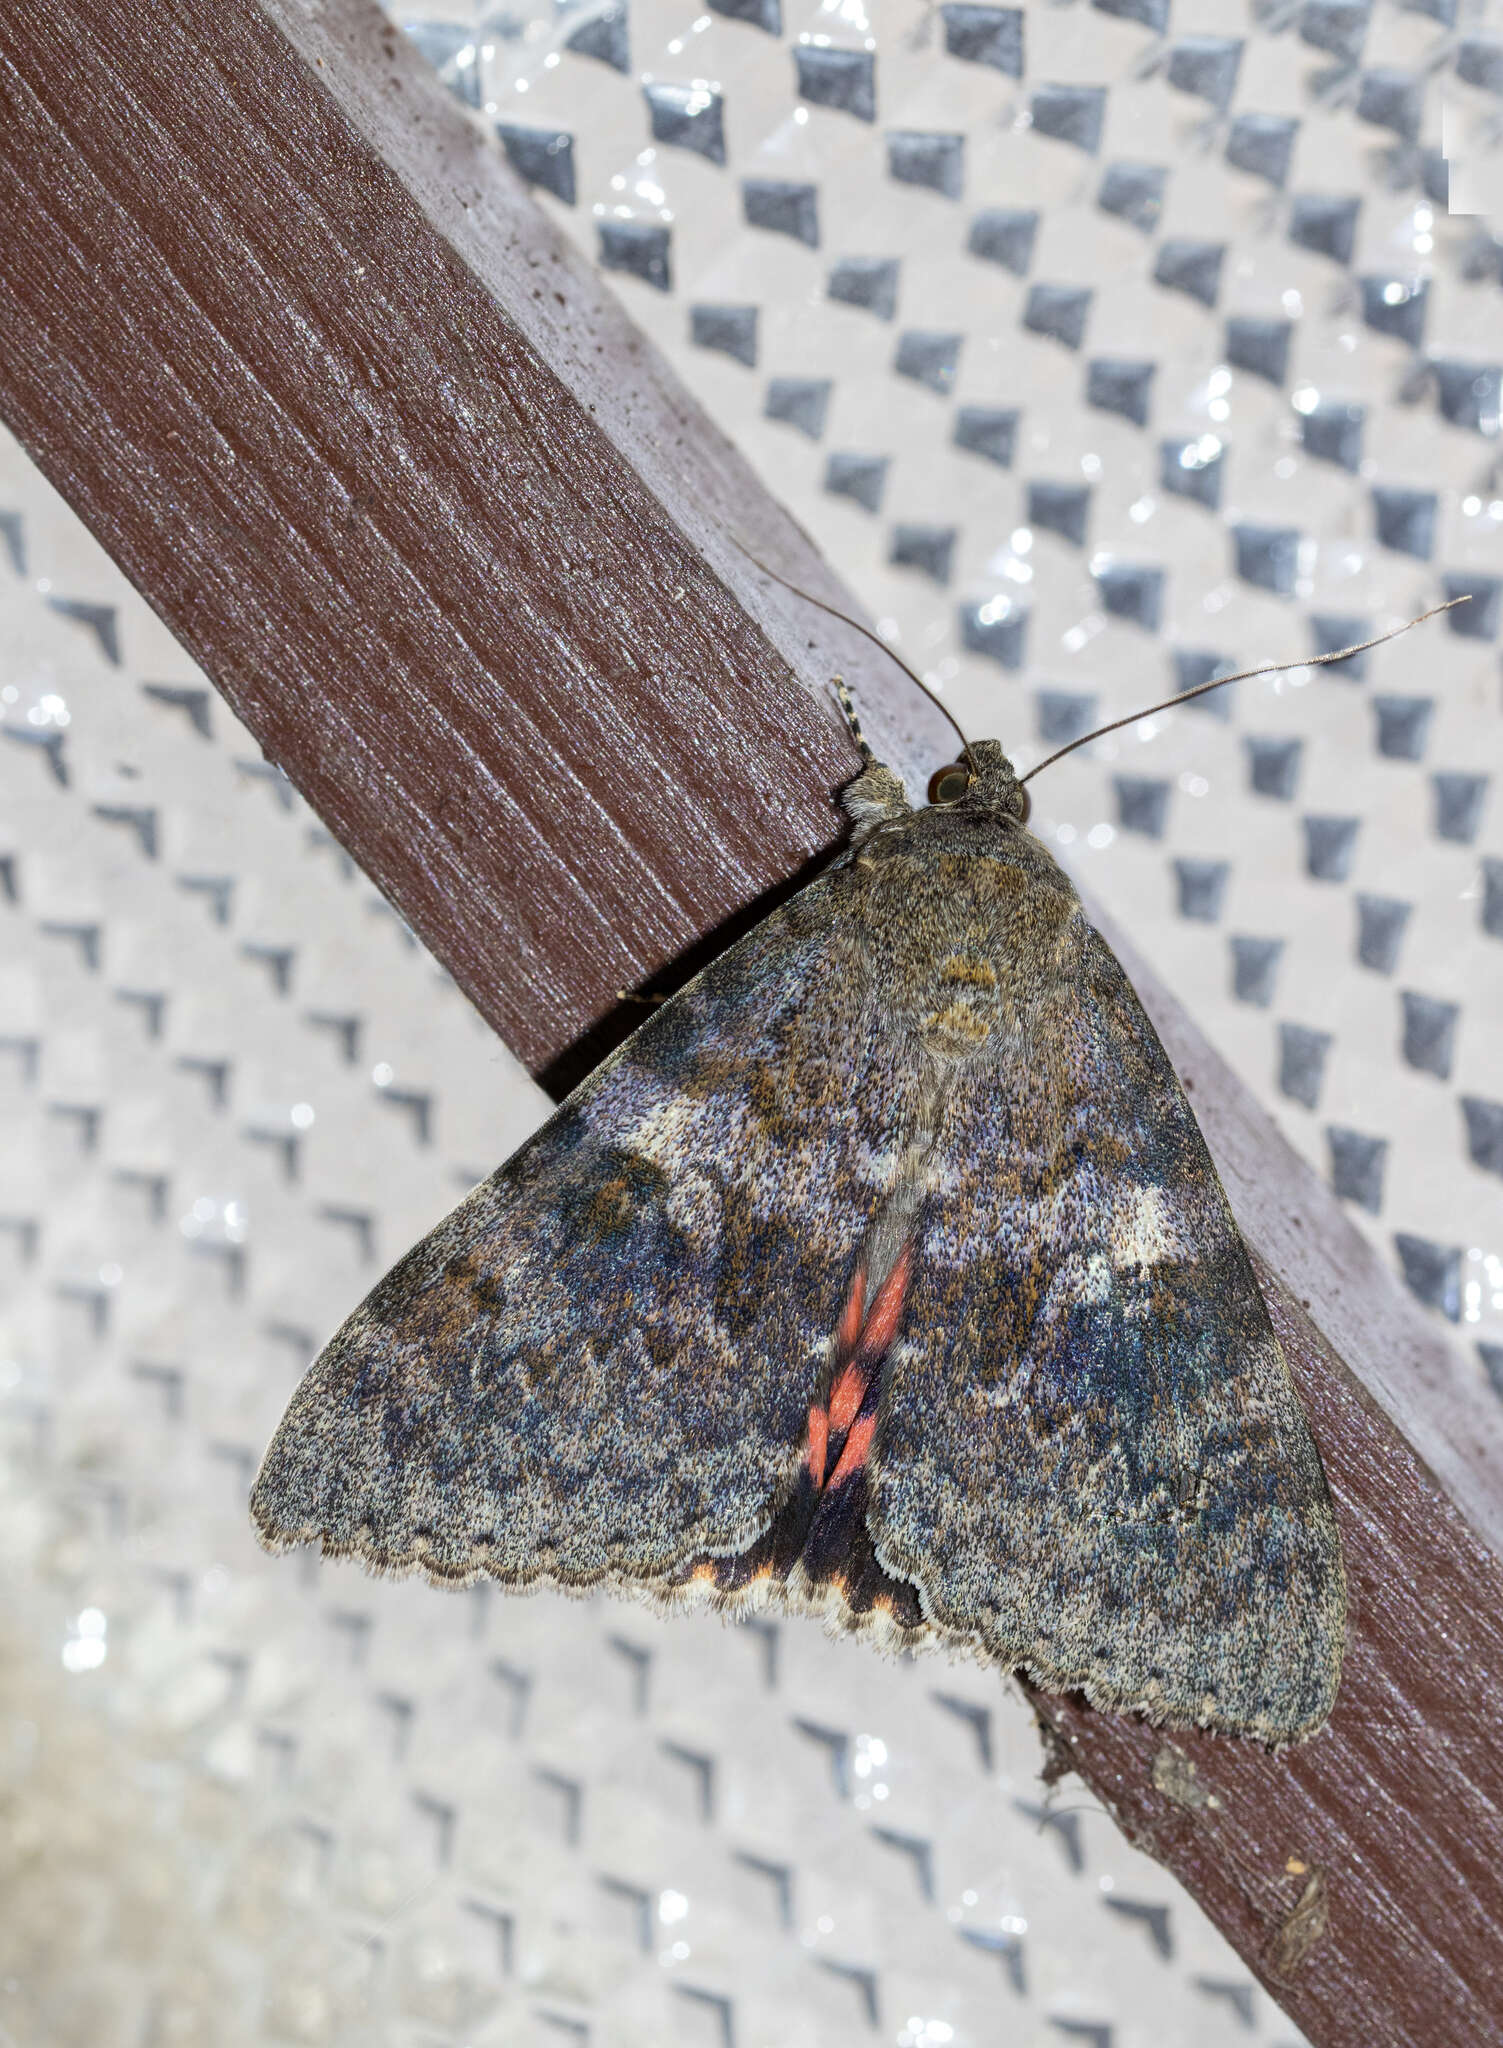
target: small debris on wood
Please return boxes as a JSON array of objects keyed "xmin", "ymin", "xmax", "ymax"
[
  {"xmin": 1265, "ymin": 1866, "xmax": 1330, "ymax": 1980},
  {"xmin": 1151, "ymin": 1742, "xmax": 1224, "ymax": 1812}
]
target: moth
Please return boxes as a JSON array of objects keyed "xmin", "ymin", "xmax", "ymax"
[{"xmin": 250, "ymin": 618, "xmax": 1385, "ymax": 1744}]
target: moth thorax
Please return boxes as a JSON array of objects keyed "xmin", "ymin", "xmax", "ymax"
[
  {"xmin": 917, "ymin": 949, "xmax": 1003, "ymax": 1061},
  {"xmin": 860, "ymin": 1167, "xmax": 928, "ymax": 1298}
]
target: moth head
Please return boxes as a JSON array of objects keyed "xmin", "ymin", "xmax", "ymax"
[{"xmin": 926, "ymin": 740, "xmax": 1031, "ymax": 825}]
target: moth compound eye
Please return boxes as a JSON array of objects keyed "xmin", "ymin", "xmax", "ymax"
[
  {"xmin": 1013, "ymin": 784, "xmax": 1032, "ymax": 825},
  {"xmin": 928, "ymin": 763, "xmax": 971, "ymax": 805}
]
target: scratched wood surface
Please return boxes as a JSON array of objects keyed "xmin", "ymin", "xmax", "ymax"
[{"xmin": 2, "ymin": 4, "xmax": 1501, "ymax": 2043}]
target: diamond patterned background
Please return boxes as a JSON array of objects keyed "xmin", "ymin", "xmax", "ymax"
[
  {"xmin": 393, "ymin": 0, "xmax": 1503, "ymax": 1363},
  {"xmin": 2, "ymin": 2, "xmax": 1502, "ymax": 2042}
]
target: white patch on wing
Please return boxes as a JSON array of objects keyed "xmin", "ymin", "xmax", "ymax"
[
  {"xmin": 625, "ymin": 1093, "xmax": 704, "ymax": 1166},
  {"xmin": 1110, "ymin": 1184, "xmax": 1184, "ymax": 1268},
  {"xmin": 1082, "ymin": 1250, "xmax": 1114, "ymax": 1302}
]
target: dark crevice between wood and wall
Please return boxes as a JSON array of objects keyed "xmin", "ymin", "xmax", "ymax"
[{"xmin": 2, "ymin": 5, "xmax": 1501, "ymax": 2044}]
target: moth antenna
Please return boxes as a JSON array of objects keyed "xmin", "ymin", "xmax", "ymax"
[
  {"xmin": 1020, "ymin": 597, "xmax": 1470, "ymax": 785},
  {"xmin": 730, "ymin": 535, "xmax": 978, "ymax": 776},
  {"xmin": 831, "ymin": 675, "xmax": 877, "ymax": 765}
]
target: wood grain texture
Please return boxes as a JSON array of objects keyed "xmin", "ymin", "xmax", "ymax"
[
  {"xmin": 0, "ymin": 0, "xmax": 952, "ymax": 1083},
  {"xmin": 2, "ymin": 5, "xmax": 1502, "ymax": 2042}
]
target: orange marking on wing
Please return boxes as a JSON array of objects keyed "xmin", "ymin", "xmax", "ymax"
[
  {"xmin": 826, "ymin": 1414, "xmax": 876, "ymax": 1490},
  {"xmin": 806, "ymin": 1404, "xmax": 829, "ymax": 1486},
  {"xmin": 859, "ymin": 1244, "xmax": 913, "ymax": 1359},
  {"xmin": 827, "ymin": 1362, "xmax": 868, "ymax": 1436},
  {"xmin": 835, "ymin": 1269, "xmax": 867, "ymax": 1354}
]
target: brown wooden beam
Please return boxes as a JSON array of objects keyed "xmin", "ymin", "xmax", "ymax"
[
  {"xmin": 0, "ymin": 0, "xmax": 952, "ymax": 1085},
  {"xmin": 2, "ymin": 5, "xmax": 1500, "ymax": 2044}
]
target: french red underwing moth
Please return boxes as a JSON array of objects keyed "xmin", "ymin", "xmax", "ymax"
[{"xmin": 245, "ymin": 610, "xmax": 1417, "ymax": 1741}]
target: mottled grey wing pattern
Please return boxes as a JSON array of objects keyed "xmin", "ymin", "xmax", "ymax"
[
  {"xmin": 254, "ymin": 738, "xmax": 1343, "ymax": 1740},
  {"xmin": 870, "ymin": 915, "xmax": 1346, "ymax": 1741},
  {"xmin": 251, "ymin": 872, "xmax": 914, "ymax": 1587}
]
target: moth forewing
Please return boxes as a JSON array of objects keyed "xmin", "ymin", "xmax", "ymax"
[{"xmin": 252, "ymin": 738, "xmax": 1345, "ymax": 1743}]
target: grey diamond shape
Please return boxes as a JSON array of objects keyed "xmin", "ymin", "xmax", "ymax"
[
  {"xmin": 1030, "ymin": 84, "xmax": 1106, "ymax": 153},
  {"xmin": 1355, "ymin": 895, "xmax": 1411, "ymax": 973},
  {"xmin": 1087, "ymin": 358, "xmax": 1155, "ymax": 424},
  {"xmin": 942, "ymin": 5, "xmax": 1024, "ymax": 75},
  {"xmin": 1290, "ymin": 193, "xmax": 1361, "ymax": 265},
  {"xmin": 959, "ymin": 601, "xmax": 1028, "ymax": 666},
  {"xmin": 824, "ymin": 453, "xmax": 889, "ymax": 513},
  {"xmin": 1300, "ymin": 400, "xmax": 1364, "ymax": 471},
  {"xmin": 598, "ymin": 221, "xmax": 671, "ymax": 291},
  {"xmin": 1225, "ymin": 317, "xmax": 1292, "ymax": 385},
  {"xmin": 566, "ymin": 3, "xmax": 630, "ymax": 71},
  {"xmin": 1327, "ymin": 1128, "xmax": 1387, "ymax": 1212},
  {"xmin": 1371, "ymin": 487, "xmax": 1437, "ymax": 560},
  {"xmin": 1094, "ymin": 563, "xmax": 1164, "ymax": 629},
  {"xmin": 1394, "ymin": 1234, "xmax": 1461, "ymax": 1320},
  {"xmin": 888, "ymin": 131, "xmax": 965, "ymax": 197},
  {"xmin": 1173, "ymin": 858, "xmax": 1230, "ymax": 921},
  {"xmin": 1173, "ymin": 649, "xmax": 1236, "ymax": 719},
  {"xmin": 742, "ymin": 179, "xmax": 819, "ymax": 245},
  {"xmin": 827, "ymin": 257, "xmax": 899, "ymax": 319},
  {"xmin": 1278, "ymin": 1023, "xmax": 1332, "ymax": 1109},
  {"xmin": 690, "ymin": 304, "xmax": 757, "ymax": 366},
  {"xmin": 1160, "ymin": 438, "xmax": 1224, "ymax": 509},
  {"xmin": 764, "ymin": 378, "xmax": 831, "ymax": 439},
  {"xmin": 1462, "ymin": 1098, "xmax": 1503, "ymax": 1176},
  {"xmin": 1098, "ymin": 162, "xmax": 1167, "ymax": 233},
  {"xmin": 1432, "ymin": 773, "xmax": 1489, "ymax": 844},
  {"xmin": 1245, "ymin": 737, "xmax": 1302, "ymax": 799},
  {"xmin": 1400, "ymin": 991, "xmax": 1458, "ymax": 1079},
  {"xmin": 1027, "ymin": 481, "xmax": 1091, "ymax": 545},
  {"xmin": 968, "ymin": 209, "xmax": 1038, "ymax": 273},
  {"xmin": 1440, "ymin": 574, "xmax": 1502, "ymax": 639},
  {"xmin": 644, "ymin": 81, "xmax": 726, "ymax": 163},
  {"xmin": 1233, "ymin": 524, "xmax": 1301, "ymax": 595},
  {"xmin": 1300, "ymin": 0, "xmax": 1370, "ymax": 64},
  {"xmin": 894, "ymin": 331, "xmax": 963, "ymax": 393},
  {"xmin": 1225, "ymin": 112, "xmax": 1298, "ymax": 186},
  {"xmin": 496, "ymin": 124, "xmax": 576, "ymax": 205},
  {"xmin": 1114, "ymin": 776, "xmax": 1171, "ymax": 837},
  {"xmin": 1167, "ymin": 36, "xmax": 1243, "ymax": 110},
  {"xmin": 1024, "ymin": 284, "xmax": 1092, "ymax": 349},
  {"xmin": 1303, "ymin": 815, "xmax": 1360, "ymax": 881},
  {"xmin": 953, "ymin": 407, "xmax": 1021, "ymax": 466},
  {"xmin": 890, "ymin": 524, "xmax": 957, "ymax": 583},
  {"xmin": 795, "ymin": 46, "xmax": 876, "ymax": 121},
  {"xmin": 1429, "ymin": 361, "xmax": 1502, "ymax": 435},
  {"xmin": 1310, "ymin": 611, "xmax": 1372, "ymax": 677},
  {"xmin": 1230, "ymin": 935, "xmax": 1283, "ymax": 1005},
  {"xmin": 1153, "ymin": 240, "xmax": 1224, "ymax": 306},
  {"xmin": 1372, "ymin": 697, "xmax": 1433, "ymax": 760},
  {"xmin": 1359, "ymin": 275, "xmax": 1428, "ymax": 346}
]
